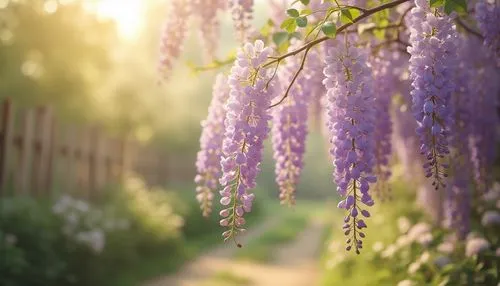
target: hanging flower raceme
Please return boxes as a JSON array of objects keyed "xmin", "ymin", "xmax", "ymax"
[
  {"xmin": 370, "ymin": 50, "xmax": 397, "ymax": 200},
  {"xmin": 271, "ymin": 48, "xmax": 318, "ymax": 206},
  {"xmin": 229, "ymin": 0, "xmax": 254, "ymax": 43},
  {"xmin": 192, "ymin": 0, "xmax": 226, "ymax": 60},
  {"xmin": 407, "ymin": 0, "xmax": 458, "ymax": 190},
  {"xmin": 195, "ymin": 74, "xmax": 230, "ymax": 217},
  {"xmin": 444, "ymin": 37, "xmax": 475, "ymax": 239},
  {"xmin": 467, "ymin": 38, "xmax": 500, "ymax": 192},
  {"xmin": 219, "ymin": 40, "xmax": 275, "ymax": 245},
  {"xmin": 323, "ymin": 40, "xmax": 377, "ymax": 254},
  {"xmin": 475, "ymin": 0, "xmax": 500, "ymax": 66},
  {"xmin": 158, "ymin": 0, "xmax": 190, "ymax": 78}
]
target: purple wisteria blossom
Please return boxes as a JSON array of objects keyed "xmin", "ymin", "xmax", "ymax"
[
  {"xmin": 229, "ymin": 0, "xmax": 254, "ymax": 43},
  {"xmin": 407, "ymin": 0, "xmax": 458, "ymax": 190},
  {"xmin": 158, "ymin": 0, "xmax": 190, "ymax": 78},
  {"xmin": 324, "ymin": 40, "xmax": 376, "ymax": 254},
  {"xmin": 271, "ymin": 47, "xmax": 320, "ymax": 206},
  {"xmin": 475, "ymin": 0, "xmax": 500, "ymax": 66},
  {"xmin": 466, "ymin": 38, "xmax": 500, "ymax": 192},
  {"xmin": 195, "ymin": 74, "xmax": 230, "ymax": 217},
  {"xmin": 370, "ymin": 50, "xmax": 398, "ymax": 199},
  {"xmin": 444, "ymin": 36, "xmax": 475, "ymax": 239},
  {"xmin": 219, "ymin": 40, "xmax": 275, "ymax": 244},
  {"xmin": 192, "ymin": 0, "xmax": 226, "ymax": 60}
]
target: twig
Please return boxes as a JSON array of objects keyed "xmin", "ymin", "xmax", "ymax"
[
  {"xmin": 268, "ymin": 47, "xmax": 311, "ymax": 108},
  {"xmin": 262, "ymin": 0, "xmax": 411, "ymax": 69},
  {"xmin": 265, "ymin": 0, "xmax": 411, "ymax": 108},
  {"xmin": 190, "ymin": 57, "xmax": 236, "ymax": 72}
]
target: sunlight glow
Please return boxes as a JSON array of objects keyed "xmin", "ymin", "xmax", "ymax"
[{"xmin": 94, "ymin": 0, "xmax": 144, "ymax": 39}]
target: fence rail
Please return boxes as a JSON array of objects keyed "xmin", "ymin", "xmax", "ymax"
[{"xmin": 0, "ymin": 98, "xmax": 174, "ymax": 199}]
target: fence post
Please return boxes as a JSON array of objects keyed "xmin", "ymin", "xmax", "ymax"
[
  {"xmin": 46, "ymin": 115, "xmax": 59, "ymax": 197},
  {"xmin": 89, "ymin": 127, "xmax": 106, "ymax": 199},
  {"xmin": 120, "ymin": 136, "xmax": 132, "ymax": 182},
  {"xmin": 64, "ymin": 126, "xmax": 76, "ymax": 195},
  {"xmin": 32, "ymin": 106, "xmax": 53, "ymax": 196},
  {"xmin": 15, "ymin": 109, "xmax": 35, "ymax": 195},
  {"xmin": 0, "ymin": 99, "xmax": 14, "ymax": 195}
]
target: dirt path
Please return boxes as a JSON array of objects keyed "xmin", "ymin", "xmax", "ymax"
[{"xmin": 143, "ymin": 214, "xmax": 325, "ymax": 286}]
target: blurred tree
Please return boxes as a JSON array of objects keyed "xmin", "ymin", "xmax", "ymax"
[{"xmin": 0, "ymin": 0, "xmax": 117, "ymax": 121}]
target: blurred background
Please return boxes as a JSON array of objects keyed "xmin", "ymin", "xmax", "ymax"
[
  {"xmin": 1, "ymin": 1, "xmax": 499, "ymax": 286},
  {"xmin": 0, "ymin": 1, "xmax": 337, "ymax": 285}
]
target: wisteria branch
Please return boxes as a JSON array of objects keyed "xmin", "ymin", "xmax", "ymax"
[{"xmin": 265, "ymin": 0, "xmax": 411, "ymax": 107}]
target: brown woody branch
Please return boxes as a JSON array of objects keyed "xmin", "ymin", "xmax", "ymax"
[{"xmin": 266, "ymin": 0, "xmax": 411, "ymax": 108}]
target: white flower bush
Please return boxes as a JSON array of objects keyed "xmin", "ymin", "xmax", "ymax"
[{"xmin": 52, "ymin": 195, "xmax": 130, "ymax": 254}]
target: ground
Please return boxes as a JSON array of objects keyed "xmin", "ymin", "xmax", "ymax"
[{"xmin": 143, "ymin": 212, "xmax": 326, "ymax": 286}]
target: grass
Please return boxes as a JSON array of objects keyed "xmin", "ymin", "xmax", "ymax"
[
  {"xmin": 108, "ymin": 188, "xmax": 268, "ymax": 286},
  {"xmin": 234, "ymin": 206, "xmax": 312, "ymax": 263}
]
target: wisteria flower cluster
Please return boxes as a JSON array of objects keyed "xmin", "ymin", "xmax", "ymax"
[
  {"xmin": 158, "ymin": 0, "xmax": 254, "ymax": 77},
  {"xmin": 184, "ymin": 0, "xmax": 500, "ymax": 251},
  {"xmin": 324, "ymin": 40, "xmax": 376, "ymax": 253}
]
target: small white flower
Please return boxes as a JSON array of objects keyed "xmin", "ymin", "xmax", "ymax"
[
  {"xmin": 372, "ymin": 241, "xmax": 384, "ymax": 252},
  {"xmin": 417, "ymin": 233, "xmax": 433, "ymax": 247},
  {"xmin": 481, "ymin": 211, "xmax": 500, "ymax": 227},
  {"xmin": 407, "ymin": 222, "xmax": 431, "ymax": 242},
  {"xmin": 419, "ymin": 251, "xmax": 430, "ymax": 263},
  {"xmin": 437, "ymin": 241, "xmax": 455, "ymax": 254},
  {"xmin": 381, "ymin": 244, "xmax": 397, "ymax": 258},
  {"xmin": 434, "ymin": 255, "xmax": 451, "ymax": 268},
  {"xmin": 465, "ymin": 237, "xmax": 490, "ymax": 257},
  {"xmin": 398, "ymin": 216, "xmax": 411, "ymax": 233},
  {"xmin": 408, "ymin": 262, "xmax": 421, "ymax": 275},
  {"xmin": 5, "ymin": 233, "xmax": 17, "ymax": 246}
]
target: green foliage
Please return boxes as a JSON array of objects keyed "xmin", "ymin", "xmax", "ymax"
[
  {"xmin": 273, "ymin": 32, "xmax": 289, "ymax": 47},
  {"xmin": 287, "ymin": 8, "xmax": 300, "ymax": 18},
  {"xmin": 320, "ymin": 179, "xmax": 499, "ymax": 286},
  {"xmin": 0, "ymin": 177, "xmax": 245, "ymax": 286},
  {"xmin": 321, "ymin": 21, "xmax": 337, "ymax": 38},
  {"xmin": 281, "ymin": 18, "xmax": 298, "ymax": 33},
  {"xmin": 296, "ymin": 16, "xmax": 308, "ymax": 28},
  {"xmin": 235, "ymin": 211, "xmax": 309, "ymax": 263},
  {"xmin": 0, "ymin": 197, "xmax": 67, "ymax": 286},
  {"xmin": 429, "ymin": 0, "xmax": 467, "ymax": 15}
]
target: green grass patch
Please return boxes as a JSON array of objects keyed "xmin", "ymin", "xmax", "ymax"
[{"xmin": 235, "ymin": 210, "xmax": 310, "ymax": 263}]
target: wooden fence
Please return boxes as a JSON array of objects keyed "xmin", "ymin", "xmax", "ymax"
[{"xmin": 0, "ymin": 98, "xmax": 174, "ymax": 199}]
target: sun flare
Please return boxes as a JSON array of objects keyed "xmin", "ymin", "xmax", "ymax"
[{"xmin": 94, "ymin": 0, "xmax": 144, "ymax": 39}]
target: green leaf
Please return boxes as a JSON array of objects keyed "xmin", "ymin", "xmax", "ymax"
[
  {"xmin": 281, "ymin": 18, "xmax": 297, "ymax": 33},
  {"xmin": 300, "ymin": 8, "xmax": 312, "ymax": 15},
  {"xmin": 340, "ymin": 8, "xmax": 361, "ymax": 24},
  {"xmin": 374, "ymin": 18, "xmax": 389, "ymax": 40},
  {"xmin": 272, "ymin": 32, "xmax": 289, "ymax": 46},
  {"xmin": 430, "ymin": 0, "xmax": 445, "ymax": 8},
  {"xmin": 321, "ymin": 21, "xmax": 336, "ymax": 38},
  {"xmin": 444, "ymin": 0, "xmax": 467, "ymax": 15},
  {"xmin": 287, "ymin": 8, "xmax": 300, "ymax": 18},
  {"xmin": 300, "ymin": 0, "xmax": 310, "ymax": 5},
  {"xmin": 296, "ymin": 16, "xmax": 308, "ymax": 27},
  {"xmin": 340, "ymin": 8, "xmax": 354, "ymax": 23}
]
